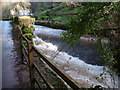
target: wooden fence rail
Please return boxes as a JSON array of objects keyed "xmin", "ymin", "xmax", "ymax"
[{"xmin": 19, "ymin": 28, "xmax": 81, "ymax": 89}]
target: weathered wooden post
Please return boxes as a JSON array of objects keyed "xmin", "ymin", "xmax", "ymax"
[
  {"xmin": 17, "ymin": 16, "xmax": 35, "ymax": 88},
  {"xmin": 18, "ymin": 26, "xmax": 24, "ymax": 62},
  {"xmin": 28, "ymin": 41, "xmax": 35, "ymax": 89}
]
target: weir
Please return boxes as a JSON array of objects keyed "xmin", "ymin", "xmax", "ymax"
[
  {"xmin": 14, "ymin": 16, "xmax": 118, "ymax": 89},
  {"xmin": 17, "ymin": 16, "xmax": 82, "ymax": 89}
]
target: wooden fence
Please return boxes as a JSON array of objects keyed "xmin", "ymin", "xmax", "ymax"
[{"xmin": 19, "ymin": 28, "xmax": 81, "ymax": 89}]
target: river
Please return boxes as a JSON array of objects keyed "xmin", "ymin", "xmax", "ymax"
[
  {"xmin": 0, "ymin": 21, "xmax": 118, "ymax": 88},
  {"xmin": 33, "ymin": 25, "xmax": 102, "ymax": 65},
  {"xmin": 33, "ymin": 25, "xmax": 118, "ymax": 88}
]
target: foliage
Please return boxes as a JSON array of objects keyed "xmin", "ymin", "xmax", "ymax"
[
  {"xmin": 62, "ymin": 2, "xmax": 111, "ymax": 42},
  {"xmin": 23, "ymin": 33, "xmax": 33, "ymax": 40},
  {"xmin": 10, "ymin": 2, "xmax": 31, "ymax": 16},
  {"xmin": 62, "ymin": 2, "xmax": 120, "ymax": 73},
  {"xmin": 51, "ymin": 82, "xmax": 58, "ymax": 87},
  {"xmin": 21, "ymin": 25, "xmax": 34, "ymax": 40},
  {"xmin": 32, "ymin": 2, "xmax": 79, "ymax": 21},
  {"xmin": 1, "ymin": 2, "xmax": 14, "ymax": 18},
  {"xmin": 35, "ymin": 21, "xmax": 67, "ymax": 30},
  {"xmin": 46, "ymin": 11, "xmax": 50, "ymax": 16},
  {"xmin": 40, "ymin": 16, "xmax": 49, "ymax": 20},
  {"xmin": 97, "ymin": 41, "xmax": 117, "ymax": 71},
  {"xmin": 31, "ymin": 16, "xmax": 38, "ymax": 20},
  {"xmin": 52, "ymin": 16, "xmax": 63, "ymax": 21},
  {"xmin": 39, "ymin": 8, "xmax": 45, "ymax": 11},
  {"xmin": 22, "ymin": 26, "xmax": 33, "ymax": 34},
  {"xmin": 13, "ymin": 16, "xmax": 19, "ymax": 24},
  {"xmin": 22, "ymin": 40, "xmax": 27, "ymax": 47},
  {"xmin": 12, "ymin": 16, "xmax": 34, "ymax": 41}
]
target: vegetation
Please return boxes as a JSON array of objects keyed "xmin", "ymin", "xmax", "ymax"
[
  {"xmin": 12, "ymin": 16, "xmax": 34, "ymax": 41},
  {"xmin": 32, "ymin": 2, "xmax": 120, "ymax": 74},
  {"xmin": 62, "ymin": 2, "xmax": 120, "ymax": 74},
  {"xmin": 21, "ymin": 26, "xmax": 34, "ymax": 40},
  {"xmin": 35, "ymin": 21, "xmax": 67, "ymax": 30},
  {"xmin": 31, "ymin": 2, "xmax": 79, "ymax": 21},
  {"xmin": 13, "ymin": 16, "xmax": 19, "ymax": 24},
  {"xmin": 1, "ymin": 2, "xmax": 14, "ymax": 18},
  {"xmin": 7, "ymin": 2, "xmax": 120, "ymax": 89},
  {"xmin": 1, "ymin": 2, "xmax": 31, "ymax": 18}
]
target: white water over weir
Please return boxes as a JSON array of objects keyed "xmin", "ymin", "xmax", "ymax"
[{"xmin": 33, "ymin": 25, "xmax": 118, "ymax": 88}]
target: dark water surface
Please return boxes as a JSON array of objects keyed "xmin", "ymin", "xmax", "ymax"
[
  {"xmin": 34, "ymin": 25, "xmax": 120, "ymax": 88},
  {"xmin": 34, "ymin": 25, "xmax": 102, "ymax": 65}
]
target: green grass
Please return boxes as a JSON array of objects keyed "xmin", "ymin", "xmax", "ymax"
[
  {"xmin": 35, "ymin": 21, "xmax": 67, "ymax": 30},
  {"xmin": 55, "ymin": 7, "xmax": 79, "ymax": 15},
  {"xmin": 52, "ymin": 16, "xmax": 63, "ymax": 21},
  {"xmin": 41, "ymin": 9, "xmax": 51, "ymax": 16},
  {"xmin": 34, "ymin": 3, "xmax": 79, "ymax": 21}
]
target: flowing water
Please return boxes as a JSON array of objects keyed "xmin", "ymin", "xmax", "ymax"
[
  {"xmin": 33, "ymin": 25, "xmax": 118, "ymax": 88},
  {"xmin": 0, "ymin": 20, "xmax": 119, "ymax": 88},
  {"xmin": 33, "ymin": 25, "xmax": 103, "ymax": 65}
]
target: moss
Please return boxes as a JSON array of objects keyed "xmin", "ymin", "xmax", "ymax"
[
  {"xmin": 22, "ymin": 26, "xmax": 33, "ymax": 34},
  {"xmin": 21, "ymin": 25, "xmax": 35, "ymax": 40},
  {"xmin": 22, "ymin": 40, "xmax": 27, "ymax": 47},
  {"xmin": 23, "ymin": 33, "xmax": 33, "ymax": 40},
  {"xmin": 51, "ymin": 82, "xmax": 58, "ymax": 87}
]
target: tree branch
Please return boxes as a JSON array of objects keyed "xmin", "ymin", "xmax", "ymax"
[{"xmin": 96, "ymin": 28, "xmax": 120, "ymax": 31}]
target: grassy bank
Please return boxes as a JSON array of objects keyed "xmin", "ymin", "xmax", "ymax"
[
  {"xmin": 35, "ymin": 21, "xmax": 67, "ymax": 30},
  {"xmin": 33, "ymin": 3, "xmax": 79, "ymax": 21}
]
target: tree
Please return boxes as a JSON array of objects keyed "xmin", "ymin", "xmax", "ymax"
[
  {"xmin": 10, "ymin": 2, "xmax": 31, "ymax": 16},
  {"xmin": 1, "ymin": 2, "xmax": 14, "ymax": 18},
  {"xmin": 62, "ymin": 2, "xmax": 120, "ymax": 73}
]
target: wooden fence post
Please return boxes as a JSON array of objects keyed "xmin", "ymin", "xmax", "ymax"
[
  {"xmin": 28, "ymin": 42, "xmax": 35, "ymax": 89},
  {"xmin": 19, "ymin": 28, "xmax": 24, "ymax": 63}
]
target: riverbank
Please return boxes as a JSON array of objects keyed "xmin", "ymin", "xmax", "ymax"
[
  {"xmin": 35, "ymin": 21, "xmax": 67, "ymax": 30},
  {"xmin": 35, "ymin": 20, "xmax": 110, "ymax": 39}
]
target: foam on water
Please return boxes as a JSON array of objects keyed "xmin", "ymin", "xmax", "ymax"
[
  {"xmin": 33, "ymin": 36, "xmax": 118, "ymax": 88},
  {"xmin": 33, "ymin": 25, "xmax": 65, "ymax": 37},
  {"xmin": 33, "ymin": 25, "xmax": 108, "ymax": 43}
]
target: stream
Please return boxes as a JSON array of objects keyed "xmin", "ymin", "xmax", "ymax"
[{"xmin": 33, "ymin": 25, "xmax": 118, "ymax": 88}]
